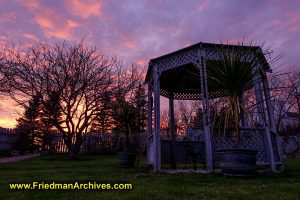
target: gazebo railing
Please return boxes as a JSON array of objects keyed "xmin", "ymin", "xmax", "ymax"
[
  {"xmin": 161, "ymin": 139, "xmax": 206, "ymax": 165},
  {"xmin": 212, "ymin": 127, "xmax": 269, "ymax": 165},
  {"xmin": 158, "ymin": 127, "xmax": 283, "ymax": 168}
]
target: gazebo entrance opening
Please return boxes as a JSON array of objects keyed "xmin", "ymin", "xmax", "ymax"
[{"xmin": 145, "ymin": 42, "xmax": 284, "ymax": 173}]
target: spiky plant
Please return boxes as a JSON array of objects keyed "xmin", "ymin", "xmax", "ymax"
[{"xmin": 206, "ymin": 42, "xmax": 260, "ymax": 138}]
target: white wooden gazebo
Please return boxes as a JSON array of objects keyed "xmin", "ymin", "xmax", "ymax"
[{"xmin": 145, "ymin": 42, "xmax": 283, "ymax": 173}]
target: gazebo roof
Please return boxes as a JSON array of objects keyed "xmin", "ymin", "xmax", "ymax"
[{"xmin": 145, "ymin": 42, "xmax": 270, "ymax": 100}]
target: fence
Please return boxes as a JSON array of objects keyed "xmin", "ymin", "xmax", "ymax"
[
  {"xmin": 0, "ymin": 128, "xmax": 21, "ymax": 154},
  {"xmin": 0, "ymin": 129, "xmax": 147, "ymax": 155},
  {"xmin": 43, "ymin": 132, "xmax": 121, "ymax": 154},
  {"xmin": 279, "ymin": 136, "xmax": 300, "ymax": 158},
  {"xmin": 0, "ymin": 127, "xmax": 299, "ymax": 158}
]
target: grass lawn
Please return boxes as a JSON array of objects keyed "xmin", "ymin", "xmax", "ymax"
[{"xmin": 0, "ymin": 154, "xmax": 300, "ymax": 200}]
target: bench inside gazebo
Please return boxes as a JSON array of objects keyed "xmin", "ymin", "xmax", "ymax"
[{"xmin": 145, "ymin": 42, "xmax": 284, "ymax": 173}]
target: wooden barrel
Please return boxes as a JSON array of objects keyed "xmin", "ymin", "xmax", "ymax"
[
  {"xmin": 117, "ymin": 152, "xmax": 136, "ymax": 168},
  {"xmin": 217, "ymin": 149, "xmax": 257, "ymax": 176}
]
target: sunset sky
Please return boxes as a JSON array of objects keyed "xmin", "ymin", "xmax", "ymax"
[{"xmin": 0, "ymin": 0, "xmax": 300, "ymax": 128}]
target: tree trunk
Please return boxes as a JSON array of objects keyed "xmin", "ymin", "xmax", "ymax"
[
  {"xmin": 68, "ymin": 145, "xmax": 80, "ymax": 160},
  {"xmin": 64, "ymin": 134, "xmax": 83, "ymax": 160}
]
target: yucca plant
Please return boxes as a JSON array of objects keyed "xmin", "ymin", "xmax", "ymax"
[{"xmin": 206, "ymin": 41, "xmax": 260, "ymax": 139}]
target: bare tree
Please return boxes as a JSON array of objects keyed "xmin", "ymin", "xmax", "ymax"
[
  {"xmin": 269, "ymin": 70, "xmax": 300, "ymax": 131},
  {"xmin": 177, "ymin": 101, "xmax": 195, "ymax": 127},
  {"xmin": 0, "ymin": 48, "xmax": 10, "ymax": 95},
  {"xmin": 5, "ymin": 42, "xmax": 120, "ymax": 160}
]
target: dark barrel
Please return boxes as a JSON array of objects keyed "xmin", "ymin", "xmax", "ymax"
[
  {"xmin": 117, "ymin": 152, "xmax": 136, "ymax": 168},
  {"xmin": 217, "ymin": 149, "xmax": 257, "ymax": 176}
]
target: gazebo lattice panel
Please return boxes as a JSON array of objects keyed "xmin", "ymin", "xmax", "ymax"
[
  {"xmin": 279, "ymin": 136, "xmax": 300, "ymax": 159},
  {"xmin": 156, "ymin": 47, "xmax": 224, "ymax": 74},
  {"xmin": 161, "ymin": 140, "xmax": 206, "ymax": 165},
  {"xmin": 157, "ymin": 49, "xmax": 199, "ymax": 72},
  {"xmin": 212, "ymin": 128, "xmax": 269, "ymax": 164},
  {"xmin": 161, "ymin": 128, "xmax": 270, "ymax": 165}
]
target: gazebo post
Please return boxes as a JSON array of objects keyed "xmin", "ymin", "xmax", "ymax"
[
  {"xmin": 147, "ymin": 82, "xmax": 153, "ymax": 166},
  {"xmin": 262, "ymin": 72, "xmax": 284, "ymax": 171},
  {"xmin": 253, "ymin": 65, "xmax": 267, "ymax": 126},
  {"xmin": 153, "ymin": 64, "xmax": 161, "ymax": 172},
  {"xmin": 255, "ymin": 61, "xmax": 280, "ymax": 172},
  {"xmin": 198, "ymin": 51, "xmax": 213, "ymax": 173},
  {"xmin": 169, "ymin": 93, "xmax": 176, "ymax": 169},
  {"xmin": 262, "ymin": 75, "xmax": 276, "ymax": 132}
]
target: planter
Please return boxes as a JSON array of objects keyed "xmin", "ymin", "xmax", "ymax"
[
  {"xmin": 217, "ymin": 149, "xmax": 257, "ymax": 176},
  {"xmin": 117, "ymin": 152, "xmax": 136, "ymax": 168}
]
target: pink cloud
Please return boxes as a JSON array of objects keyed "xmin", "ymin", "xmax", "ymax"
[
  {"xmin": 153, "ymin": 0, "xmax": 165, "ymax": 6},
  {"xmin": 286, "ymin": 12, "xmax": 300, "ymax": 24},
  {"xmin": 271, "ymin": 19, "xmax": 281, "ymax": 27},
  {"xmin": 197, "ymin": 0, "xmax": 211, "ymax": 12},
  {"xmin": 183, "ymin": 41, "xmax": 192, "ymax": 48},
  {"xmin": 22, "ymin": 33, "xmax": 38, "ymax": 41},
  {"xmin": 22, "ymin": 0, "xmax": 40, "ymax": 10},
  {"xmin": 34, "ymin": 14, "xmax": 78, "ymax": 39},
  {"xmin": 0, "ymin": 11, "xmax": 17, "ymax": 23},
  {"xmin": 67, "ymin": 0, "xmax": 103, "ymax": 18},
  {"xmin": 286, "ymin": 12, "xmax": 300, "ymax": 33},
  {"xmin": 118, "ymin": 33, "xmax": 137, "ymax": 49},
  {"xmin": 35, "ymin": 15, "xmax": 53, "ymax": 29},
  {"xmin": 135, "ymin": 60, "xmax": 146, "ymax": 65},
  {"xmin": 47, "ymin": 20, "xmax": 78, "ymax": 39},
  {"xmin": 18, "ymin": 0, "xmax": 79, "ymax": 40},
  {"xmin": 287, "ymin": 26, "xmax": 297, "ymax": 33}
]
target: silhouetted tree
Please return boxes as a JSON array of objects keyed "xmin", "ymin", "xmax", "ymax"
[
  {"xmin": 5, "ymin": 42, "xmax": 119, "ymax": 160},
  {"xmin": 40, "ymin": 91, "xmax": 63, "ymax": 131},
  {"xmin": 16, "ymin": 94, "xmax": 42, "ymax": 153},
  {"xmin": 133, "ymin": 83, "xmax": 147, "ymax": 133},
  {"xmin": 39, "ymin": 91, "xmax": 63, "ymax": 152},
  {"xmin": 90, "ymin": 90, "xmax": 113, "ymax": 134}
]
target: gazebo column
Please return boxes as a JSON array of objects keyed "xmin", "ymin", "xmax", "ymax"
[
  {"xmin": 169, "ymin": 93, "xmax": 176, "ymax": 169},
  {"xmin": 254, "ymin": 63, "xmax": 275, "ymax": 171},
  {"xmin": 199, "ymin": 55, "xmax": 213, "ymax": 173},
  {"xmin": 253, "ymin": 65, "xmax": 267, "ymax": 126},
  {"xmin": 262, "ymin": 72, "xmax": 284, "ymax": 170},
  {"xmin": 147, "ymin": 82, "xmax": 153, "ymax": 166},
  {"xmin": 262, "ymin": 75, "xmax": 276, "ymax": 132},
  {"xmin": 153, "ymin": 64, "xmax": 161, "ymax": 172}
]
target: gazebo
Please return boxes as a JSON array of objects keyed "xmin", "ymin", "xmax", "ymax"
[{"xmin": 145, "ymin": 42, "xmax": 283, "ymax": 173}]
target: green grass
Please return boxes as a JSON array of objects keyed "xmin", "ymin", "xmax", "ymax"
[{"xmin": 1, "ymin": 154, "xmax": 300, "ymax": 200}]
